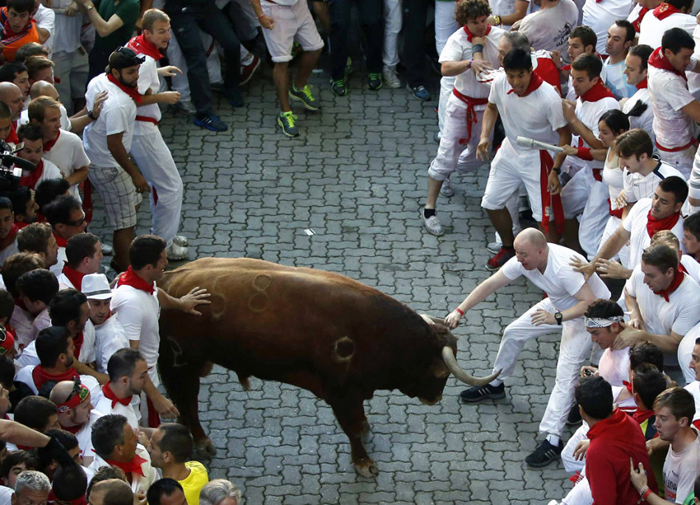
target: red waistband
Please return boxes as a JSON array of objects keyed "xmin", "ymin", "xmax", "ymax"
[
  {"xmin": 655, "ymin": 138, "xmax": 697, "ymax": 152},
  {"xmin": 135, "ymin": 115, "xmax": 158, "ymax": 125},
  {"xmin": 608, "ymin": 198, "xmax": 623, "ymax": 218},
  {"xmin": 452, "ymin": 88, "xmax": 489, "ymax": 106}
]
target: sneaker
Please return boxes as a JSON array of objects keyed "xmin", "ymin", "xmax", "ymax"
[
  {"xmin": 486, "ymin": 247, "xmax": 515, "ymax": 271},
  {"xmin": 487, "ymin": 240, "xmax": 502, "ymax": 254},
  {"xmin": 459, "ymin": 383, "xmax": 505, "ymax": 403},
  {"xmin": 278, "ymin": 111, "xmax": 299, "ymax": 137},
  {"xmin": 408, "ymin": 84, "xmax": 431, "ymax": 101},
  {"xmin": 433, "ymin": 131, "xmax": 442, "ymax": 143},
  {"xmin": 166, "ymin": 242, "xmax": 188, "ymax": 261},
  {"xmin": 525, "ymin": 439, "xmax": 564, "ymax": 468},
  {"xmin": 169, "ymin": 101, "xmax": 196, "ymax": 115},
  {"xmin": 331, "ymin": 79, "xmax": 348, "ymax": 97},
  {"xmin": 421, "ymin": 210, "xmax": 444, "ymax": 236},
  {"xmin": 194, "ymin": 114, "xmax": 228, "ymax": 132},
  {"xmin": 368, "ymin": 72, "xmax": 383, "ymax": 91},
  {"xmin": 289, "ymin": 84, "xmax": 320, "ymax": 111},
  {"xmin": 440, "ymin": 178, "xmax": 454, "ymax": 197},
  {"xmin": 100, "ymin": 243, "xmax": 113, "ymax": 256},
  {"xmin": 566, "ymin": 405, "xmax": 582, "ymax": 426},
  {"xmin": 173, "ymin": 235, "xmax": 188, "ymax": 247},
  {"xmin": 382, "ymin": 66, "xmax": 401, "ymax": 88},
  {"xmin": 240, "ymin": 55, "xmax": 261, "ymax": 85},
  {"xmin": 225, "ymin": 88, "xmax": 245, "ymax": 108}
]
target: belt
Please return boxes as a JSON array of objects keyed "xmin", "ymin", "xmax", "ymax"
[
  {"xmin": 655, "ymin": 138, "xmax": 697, "ymax": 152},
  {"xmin": 135, "ymin": 115, "xmax": 158, "ymax": 125},
  {"xmin": 452, "ymin": 88, "xmax": 488, "ymax": 145}
]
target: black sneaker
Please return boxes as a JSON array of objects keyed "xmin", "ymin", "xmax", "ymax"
[
  {"xmin": 525, "ymin": 440, "xmax": 563, "ymax": 468},
  {"xmin": 367, "ymin": 72, "xmax": 383, "ymax": 90},
  {"xmin": 194, "ymin": 114, "xmax": 228, "ymax": 132},
  {"xmin": 459, "ymin": 382, "xmax": 505, "ymax": 403},
  {"xmin": 566, "ymin": 405, "xmax": 582, "ymax": 426}
]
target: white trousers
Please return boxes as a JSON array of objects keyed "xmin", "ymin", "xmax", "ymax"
[
  {"xmin": 562, "ymin": 473, "xmax": 593, "ymax": 505},
  {"xmin": 658, "ymin": 144, "xmax": 696, "ymax": 180},
  {"xmin": 131, "ymin": 123, "xmax": 184, "ymax": 245},
  {"xmin": 437, "ymin": 76, "xmax": 455, "ymax": 134},
  {"xmin": 562, "ymin": 421, "xmax": 589, "ymax": 473},
  {"xmin": 561, "ymin": 167, "xmax": 610, "ymax": 259},
  {"xmin": 492, "ymin": 298, "xmax": 593, "ymax": 437},
  {"xmin": 434, "ymin": 1, "xmax": 458, "ymax": 55},
  {"xmin": 383, "ymin": 0, "xmax": 401, "ymax": 68}
]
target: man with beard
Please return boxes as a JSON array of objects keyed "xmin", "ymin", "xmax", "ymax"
[
  {"xmin": 94, "ymin": 349, "xmax": 147, "ymax": 430},
  {"xmin": 0, "ymin": 199, "xmax": 20, "ymax": 267}
]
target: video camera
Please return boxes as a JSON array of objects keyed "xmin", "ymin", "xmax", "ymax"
[{"xmin": 0, "ymin": 140, "xmax": 35, "ymax": 193}]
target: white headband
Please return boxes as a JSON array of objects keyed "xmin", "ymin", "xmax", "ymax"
[{"xmin": 585, "ymin": 316, "xmax": 625, "ymax": 328}]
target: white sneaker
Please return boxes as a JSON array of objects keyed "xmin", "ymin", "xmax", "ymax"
[
  {"xmin": 101, "ymin": 244, "xmax": 113, "ymax": 256},
  {"xmin": 173, "ymin": 235, "xmax": 189, "ymax": 247},
  {"xmin": 421, "ymin": 210, "xmax": 444, "ymax": 236},
  {"xmin": 440, "ymin": 178, "xmax": 455, "ymax": 197},
  {"xmin": 382, "ymin": 66, "xmax": 401, "ymax": 89},
  {"xmin": 166, "ymin": 242, "xmax": 189, "ymax": 261}
]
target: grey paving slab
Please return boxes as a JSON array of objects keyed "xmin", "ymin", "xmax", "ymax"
[{"xmin": 87, "ymin": 67, "xmax": 578, "ymax": 504}]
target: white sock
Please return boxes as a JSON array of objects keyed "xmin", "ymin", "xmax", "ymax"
[
  {"xmin": 546, "ymin": 434, "xmax": 560, "ymax": 446},
  {"xmin": 240, "ymin": 49, "xmax": 254, "ymax": 67},
  {"xmin": 490, "ymin": 380, "xmax": 503, "ymax": 388}
]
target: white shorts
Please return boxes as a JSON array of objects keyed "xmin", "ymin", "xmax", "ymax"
[{"xmin": 260, "ymin": 1, "xmax": 324, "ymax": 63}]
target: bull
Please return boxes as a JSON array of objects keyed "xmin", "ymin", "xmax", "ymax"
[{"xmin": 157, "ymin": 258, "xmax": 497, "ymax": 477}]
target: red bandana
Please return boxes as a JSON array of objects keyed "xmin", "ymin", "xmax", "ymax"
[
  {"xmin": 53, "ymin": 232, "xmax": 67, "ymax": 248},
  {"xmin": 117, "ymin": 266, "xmax": 155, "ymax": 294},
  {"xmin": 632, "ymin": 6, "xmax": 650, "ymax": 31},
  {"xmin": 6, "ymin": 122, "xmax": 18, "ymax": 145},
  {"xmin": 535, "ymin": 56, "xmax": 562, "ymax": 94},
  {"xmin": 106, "ymin": 74, "xmax": 142, "ymax": 104},
  {"xmin": 0, "ymin": 223, "xmax": 18, "ymax": 252},
  {"xmin": 31, "ymin": 366, "xmax": 79, "ymax": 391},
  {"xmin": 56, "ymin": 383, "xmax": 89, "ymax": 416},
  {"xmin": 648, "ymin": 46, "xmax": 687, "ymax": 81},
  {"xmin": 580, "ymin": 80, "xmax": 615, "ymax": 102},
  {"xmin": 646, "ymin": 209, "xmax": 681, "ymax": 238},
  {"xmin": 19, "ymin": 160, "xmax": 43, "ymax": 190},
  {"xmin": 463, "ymin": 24, "xmax": 491, "ymax": 43},
  {"xmin": 102, "ymin": 383, "xmax": 132, "ymax": 408},
  {"xmin": 43, "ymin": 130, "xmax": 60, "ymax": 152},
  {"xmin": 636, "ymin": 78, "xmax": 648, "ymax": 89},
  {"xmin": 507, "ymin": 71, "xmax": 543, "ymax": 96},
  {"xmin": 653, "ymin": 263, "xmax": 686, "ymax": 301},
  {"xmin": 72, "ymin": 331, "xmax": 83, "ymax": 360},
  {"xmin": 105, "ymin": 454, "xmax": 148, "ymax": 478},
  {"xmin": 2, "ymin": 17, "xmax": 32, "ymax": 41},
  {"xmin": 654, "ymin": 2, "xmax": 681, "ymax": 20},
  {"xmin": 49, "ymin": 490, "xmax": 87, "ymax": 505},
  {"xmin": 127, "ymin": 34, "xmax": 163, "ymax": 61},
  {"xmin": 631, "ymin": 408, "xmax": 655, "ymax": 425},
  {"xmin": 62, "ymin": 263, "xmax": 85, "ymax": 290}
]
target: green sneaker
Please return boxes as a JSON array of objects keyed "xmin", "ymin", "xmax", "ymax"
[
  {"xmin": 331, "ymin": 79, "xmax": 348, "ymax": 97},
  {"xmin": 277, "ymin": 111, "xmax": 299, "ymax": 137},
  {"xmin": 290, "ymin": 84, "xmax": 320, "ymax": 111},
  {"xmin": 368, "ymin": 72, "xmax": 383, "ymax": 90}
]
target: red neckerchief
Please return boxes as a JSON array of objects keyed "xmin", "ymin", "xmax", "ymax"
[
  {"xmin": 19, "ymin": 160, "xmax": 43, "ymax": 190},
  {"xmin": 53, "ymin": 232, "xmax": 67, "ymax": 248},
  {"xmin": 463, "ymin": 24, "xmax": 491, "ymax": 43},
  {"xmin": 580, "ymin": 80, "xmax": 615, "ymax": 101},
  {"xmin": 49, "ymin": 490, "xmax": 87, "ymax": 505},
  {"xmin": 0, "ymin": 223, "xmax": 18, "ymax": 251},
  {"xmin": 646, "ymin": 209, "xmax": 681, "ymax": 238},
  {"xmin": 72, "ymin": 331, "xmax": 83, "ymax": 359},
  {"xmin": 60, "ymin": 423, "xmax": 81, "ymax": 434},
  {"xmin": 43, "ymin": 130, "xmax": 60, "ymax": 152},
  {"xmin": 623, "ymin": 380, "xmax": 634, "ymax": 394},
  {"xmin": 31, "ymin": 365, "xmax": 79, "ymax": 391},
  {"xmin": 648, "ymin": 46, "xmax": 687, "ymax": 81},
  {"xmin": 2, "ymin": 13, "xmax": 33, "ymax": 40},
  {"xmin": 62, "ymin": 263, "xmax": 85, "ymax": 290},
  {"xmin": 102, "ymin": 383, "xmax": 132, "ymax": 408},
  {"xmin": 636, "ymin": 78, "xmax": 648, "ymax": 89},
  {"xmin": 654, "ymin": 2, "xmax": 681, "ymax": 19},
  {"xmin": 117, "ymin": 266, "xmax": 155, "ymax": 294},
  {"xmin": 7, "ymin": 122, "xmax": 18, "ymax": 144},
  {"xmin": 653, "ymin": 263, "xmax": 685, "ymax": 301},
  {"xmin": 535, "ymin": 56, "xmax": 562, "ymax": 94},
  {"xmin": 15, "ymin": 221, "xmax": 28, "ymax": 229},
  {"xmin": 106, "ymin": 74, "xmax": 142, "ymax": 104},
  {"xmin": 126, "ymin": 34, "xmax": 163, "ymax": 61},
  {"xmin": 507, "ymin": 71, "xmax": 543, "ymax": 96},
  {"xmin": 633, "ymin": 6, "xmax": 650, "ymax": 31},
  {"xmin": 631, "ymin": 408, "xmax": 655, "ymax": 425},
  {"xmin": 105, "ymin": 454, "xmax": 147, "ymax": 478}
]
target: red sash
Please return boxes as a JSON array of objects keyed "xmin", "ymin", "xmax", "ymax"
[
  {"xmin": 135, "ymin": 116, "xmax": 158, "ymax": 125},
  {"xmin": 539, "ymin": 150, "xmax": 565, "ymax": 233},
  {"xmin": 655, "ymin": 138, "xmax": 697, "ymax": 152},
  {"xmin": 452, "ymin": 89, "xmax": 489, "ymax": 145}
]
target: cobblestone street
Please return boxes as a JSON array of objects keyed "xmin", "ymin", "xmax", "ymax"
[{"xmin": 89, "ymin": 67, "xmax": 576, "ymax": 504}]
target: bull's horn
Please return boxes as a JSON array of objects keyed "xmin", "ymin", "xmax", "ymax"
[
  {"xmin": 441, "ymin": 346, "xmax": 501, "ymax": 387},
  {"xmin": 420, "ymin": 314, "xmax": 448, "ymax": 326}
]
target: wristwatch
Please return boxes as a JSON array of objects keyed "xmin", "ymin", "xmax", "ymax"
[
  {"xmin": 554, "ymin": 311, "xmax": 563, "ymax": 325},
  {"xmin": 552, "ymin": 166, "xmax": 561, "ymax": 174}
]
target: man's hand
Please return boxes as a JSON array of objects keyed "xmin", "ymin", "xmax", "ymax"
[
  {"xmin": 92, "ymin": 90, "xmax": 108, "ymax": 119},
  {"xmin": 562, "ymin": 100, "xmax": 577, "ymax": 123},
  {"xmin": 630, "ymin": 458, "xmax": 648, "ymax": 492},
  {"xmin": 157, "ymin": 91, "xmax": 180, "ymax": 105},
  {"xmin": 64, "ymin": 2, "xmax": 78, "ymax": 15},
  {"xmin": 471, "ymin": 59, "xmax": 493, "ymax": 75},
  {"xmin": 133, "ymin": 491, "xmax": 147, "ymax": 505},
  {"xmin": 158, "ymin": 66, "xmax": 182, "ymax": 77},
  {"xmin": 476, "ymin": 137, "xmax": 491, "ymax": 161},
  {"xmin": 548, "ymin": 170, "xmax": 561, "ymax": 195},
  {"xmin": 471, "ymin": 36, "xmax": 486, "ymax": 45},
  {"xmin": 259, "ymin": 14, "xmax": 274, "ymax": 29},
  {"xmin": 531, "ymin": 309, "xmax": 556, "ymax": 326},
  {"xmin": 573, "ymin": 439, "xmax": 590, "ymax": 460},
  {"xmin": 179, "ymin": 287, "xmax": 211, "ymax": 316},
  {"xmin": 570, "ymin": 256, "xmax": 596, "ymax": 281},
  {"xmin": 613, "ymin": 323, "xmax": 645, "ymax": 350},
  {"xmin": 615, "ymin": 189, "xmax": 627, "ymax": 209},
  {"xmin": 551, "ymin": 50, "xmax": 562, "ymax": 70},
  {"xmin": 152, "ymin": 395, "xmax": 179, "ymax": 420},
  {"xmin": 131, "ymin": 173, "xmax": 150, "ymax": 193},
  {"xmin": 444, "ymin": 310, "xmax": 463, "ymax": 329},
  {"xmin": 594, "ymin": 258, "xmax": 627, "ymax": 279},
  {"xmin": 561, "ymin": 145, "xmax": 578, "ymax": 156},
  {"xmin": 580, "ymin": 365, "xmax": 598, "ymax": 378},
  {"xmin": 135, "ymin": 428, "xmax": 150, "ymax": 448},
  {"xmin": 646, "ymin": 436, "xmax": 668, "ymax": 456}
]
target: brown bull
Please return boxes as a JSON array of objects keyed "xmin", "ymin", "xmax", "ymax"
[{"xmin": 157, "ymin": 258, "xmax": 497, "ymax": 477}]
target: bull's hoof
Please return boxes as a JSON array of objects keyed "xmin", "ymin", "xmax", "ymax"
[
  {"xmin": 354, "ymin": 458, "xmax": 378, "ymax": 478},
  {"xmin": 195, "ymin": 439, "xmax": 217, "ymax": 458},
  {"xmin": 361, "ymin": 419, "xmax": 370, "ymax": 435}
]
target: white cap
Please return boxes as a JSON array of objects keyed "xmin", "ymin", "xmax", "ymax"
[{"xmin": 81, "ymin": 273, "xmax": 113, "ymax": 300}]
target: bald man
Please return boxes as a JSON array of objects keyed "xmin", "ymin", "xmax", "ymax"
[
  {"xmin": 0, "ymin": 82, "xmax": 24, "ymax": 123},
  {"xmin": 89, "ymin": 479, "xmax": 134, "ymax": 505},
  {"xmin": 49, "ymin": 380, "xmax": 102, "ymax": 465},
  {"xmin": 444, "ymin": 229, "xmax": 611, "ymax": 467},
  {"xmin": 23, "ymin": 81, "xmax": 106, "ymax": 134}
]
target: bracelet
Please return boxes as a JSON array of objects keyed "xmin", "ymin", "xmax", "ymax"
[
  {"xmin": 495, "ymin": 15, "xmax": 502, "ymax": 24},
  {"xmin": 638, "ymin": 486, "xmax": 649, "ymax": 497},
  {"xmin": 552, "ymin": 166, "xmax": 561, "ymax": 174},
  {"xmin": 472, "ymin": 44, "xmax": 484, "ymax": 54},
  {"xmin": 257, "ymin": 13, "xmax": 265, "ymax": 19},
  {"xmin": 455, "ymin": 308, "xmax": 465, "ymax": 316},
  {"xmin": 642, "ymin": 489, "xmax": 652, "ymax": 501},
  {"xmin": 467, "ymin": 58, "xmax": 473, "ymax": 70},
  {"xmin": 87, "ymin": 110, "xmax": 96, "ymax": 120}
]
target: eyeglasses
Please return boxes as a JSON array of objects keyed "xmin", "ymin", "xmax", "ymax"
[{"xmin": 62, "ymin": 215, "xmax": 86, "ymax": 227}]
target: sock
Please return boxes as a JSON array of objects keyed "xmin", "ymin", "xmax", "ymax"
[
  {"xmin": 241, "ymin": 50, "xmax": 254, "ymax": 67},
  {"xmin": 503, "ymin": 245, "xmax": 515, "ymax": 251},
  {"xmin": 489, "ymin": 380, "xmax": 503, "ymax": 388},
  {"xmin": 546, "ymin": 434, "xmax": 560, "ymax": 446},
  {"xmin": 424, "ymin": 208, "xmax": 436, "ymax": 219}
]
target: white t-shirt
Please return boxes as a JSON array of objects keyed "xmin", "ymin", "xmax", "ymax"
[
  {"xmin": 94, "ymin": 315, "xmax": 129, "ymax": 374},
  {"xmin": 623, "ymin": 87, "xmax": 655, "ymax": 143},
  {"xmin": 582, "ymin": 0, "xmax": 635, "ymax": 55},
  {"xmin": 639, "ymin": 10, "xmax": 697, "ymax": 50},
  {"xmin": 648, "ymin": 64, "xmax": 696, "ymax": 150},
  {"xmin": 575, "ymin": 93, "xmax": 621, "ymax": 169},
  {"xmin": 83, "ymin": 73, "xmax": 137, "ymax": 168},
  {"xmin": 622, "ymin": 198, "xmax": 686, "ymax": 270},
  {"xmin": 663, "ymin": 426, "xmax": 700, "ymax": 504},
  {"xmin": 42, "ymin": 129, "xmax": 90, "ymax": 201},
  {"xmin": 19, "ymin": 158, "xmax": 62, "ymax": 190},
  {"xmin": 93, "ymin": 390, "xmax": 141, "ymax": 430},
  {"xmin": 440, "ymin": 26, "xmax": 505, "ymax": 107},
  {"xmin": 34, "ymin": 3, "xmax": 55, "ymax": 52},
  {"xmin": 604, "ymin": 58, "xmax": 638, "ymax": 99},
  {"xmin": 689, "ymin": 24, "xmax": 700, "ymax": 100},
  {"xmin": 488, "ymin": 72, "xmax": 567, "ymax": 153},
  {"xmin": 69, "ymin": 409, "xmax": 102, "ymax": 460},
  {"xmin": 10, "ymin": 304, "xmax": 32, "ymax": 350},
  {"xmin": 49, "ymin": 246, "xmax": 66, "ymax": 278},
  {"xmin": 603, "ymin": 150, "xmax": 624, "ymax": 206},
  {"xmin": 110, "ymin": 284, "xmax": 161, "ymax": 385},
  {"xmin": 132, "ymin": 53, "xmax": 161, "ymax": 123},
  {"xmin": 517, "ymin": 0, "xmax": 578, "ymax": 55},
  {"xmin": 598, "ymin": 346, "xmax": 630, "ymax": 386},
  {"xmin": 501, "ymin": 243, "xmax": 611, "ymax": 310},
  {"xmin": 0, "ymin": 486, "xmax": 12, "ymax": 505},
  {"xmin": 623, "ymin": 161, "xmax": 684, "ymax": 204},
  {"xmin": 682, "ymin": 255, "xmax": 700, "ymax": 284},
  {"xmin": 87, "ymin": 444, "xmax": 157, "ymax": 496},
  {"xmin": 17, "ymin": 320, "xmax": 96, "ymax": 367}
]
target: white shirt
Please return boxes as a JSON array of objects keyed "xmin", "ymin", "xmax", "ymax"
[
  {"xmin": 87, "ymin": 444, "xmax": 157, "ymax": 496},
  {"xmin": 33, "ymin": 3, "xmax": 55, "ymax": 52},
  {"xmin": 648, "ymin": 63, "xmax": 697, "ymax": 149},
  {"xmin": 51, "ymin": 0, "xmax": 82, "ymax": 54},
  {"xmin": 94, "ymin": 315, "xmax": 129, "ymax": 374},
  {"xmin": 682, "ymin": 254, "xmax": 700, "ymax": 284},
  {"xmin": 0, "ymin": 241, "xmax": 17, "ymax": 270},
  {"xmin": 576, "ymin": 93, "xmax": 621, "ymax": 169},
  {"xmin": 623, "ymin": 87, "xmax": 655, "ymax": 142},
  {"xmin": 685, "ymin": 380, "xmax": 700, "ymax": 423},
  {"xmin": 623, "ymin": 161, "xmax": 684, "ymax": 203},
  {"xmin": 10, "ymin": 304, "xmax": 31, "ymax": 350},
  {"xmin": 598, "ymin": 346, "xmax": 630, "ymax": 386},
  {"xmin": 49, "ymin": 246, "xmax": 66, "ymax": 278},
  {"xmin": 689, "ymin": 24, "xmax": 700, "ymax": 100},
  {"xmin": 0, "ymin": 486, "xmax": 12, "ymax": 505},
  {"xmin": 603, "ymin": 150, "xmax": 625, "ymax": 207},
  {"xmin": 440, "ymin": 26, "xmax": 504, "ymax": 107},
  {"xmin": 42, "ymin": 129, "xmax": 90, "ymax": 201},
  {"xmin": 27, "ymin": 307, "xmax": 51, "ymax": 345},
  {"xmin": 501, "ymin": 243, "xmax": 611, "ymax": 310},
  {"xmin": 622, "ymin": 197, "xmax": 686, "ymax": 270},
  {"xmin": 57, "ymin": 271, "xmax": 77, "ymax": 290},
  {"xmin": 639, "ymin": 10, "xmax": 697, "ymax": 49},
  {"xmin": 17, "ymin": 320, "xmax": 96, "ymax": 367},
  {"xmin": 517, "ymin": 0, "xmax": 578, "ymax": 55},
  {"xmin": 604, "ymin": 58, "xmax": 637, "ymax": 99},
  {"xmin": 14, "ymin": 365, "xmax": 101, "ymax": 398},
  {"xmin": 132, "ymin": 50, "xmax": 161, "ymax": 123},
  {"xmin": 663, "ymin": 426, "xmax": 700, "ymax": 504},
  {"xmin": 582, "ymin": 0, "xmax": 635, "ymax": 55},
  {"xmin": 93, "ymin": 390, "xmax": 141, "ymax": 429},
  {"xmin": 83, "ymin": 73, "xmax": 137, "ymax": 168},
  {"xmin": 69, "ymin": 409, "xmax": 102, "ymax": 460},
  {"xmin": 19, "ymin": 158, "xmax": 62, "ymax": 190},
  {"xmin": 111, "ymin": 284, "xmax": 161, "ymax": 385}
]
